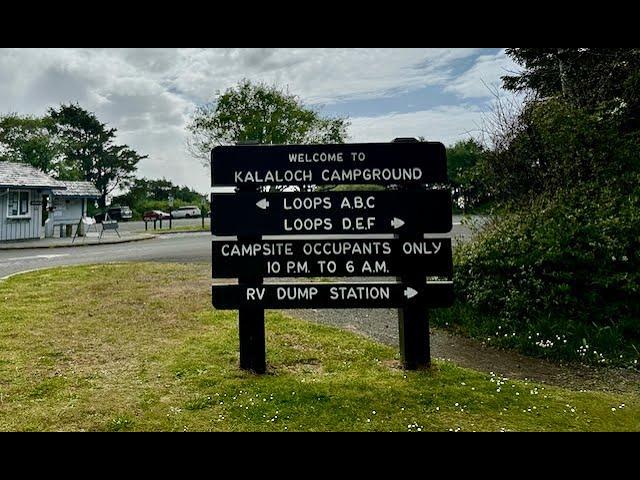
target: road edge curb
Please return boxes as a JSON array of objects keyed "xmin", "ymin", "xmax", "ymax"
[{"xmin": 0, "ymin": 235, "xmax": 158, "ymax": 251}]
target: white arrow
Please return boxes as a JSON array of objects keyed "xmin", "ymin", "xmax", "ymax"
[
  {"xmin": 391, "ymin": 217, "xmax": 405, "ymax": 229},
  {"xmin": 256, "ymin": 198, "xmax": 270, "ymax": 210},
  {"xmin": 404, "ymin": 287, "xmax": 418, "ymax": 299}
]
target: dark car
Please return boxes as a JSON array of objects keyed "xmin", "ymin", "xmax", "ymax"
[
  {"xmin": 143, "ymin": 210, "xmax": 170, "ymax": 222},
  {"xmin": 95, "ymin": 206, "xmax": 133, "ymax": 223}
]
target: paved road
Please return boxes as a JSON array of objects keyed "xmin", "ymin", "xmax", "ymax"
[
  {"xmin": 0, "ymin": 215, "xmax": 481, "ymax": 279},
  {"xmin": 0, "ymin": 233, "xmax": 211, "ymax": 279}
]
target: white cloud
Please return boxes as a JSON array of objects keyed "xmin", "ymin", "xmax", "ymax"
[
  {"xmin": 169, "ymin": 48, "xmax": 484, "ymax": 105},
  {"xmin": 349, "ymin": 105, "xmax": 485, "ymax": 146},
  {"xmin": 0, "ymin": 48, "xmax": 515, "ymax": 193},
  {"xmin": 0, "ymin": 48, "xmax": 197, "ymax": 187},
  {"xmin": 116, "ymin": 125, "xmax": 202, "ymax": 190},
  {"xmin": 444, "ymin": 49, "xmax": 520, "ymax": 99}
]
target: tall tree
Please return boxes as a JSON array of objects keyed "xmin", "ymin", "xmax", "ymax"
[
  {"xmin": 48, "ymin": 104, "xmax": 146, "ymax": 207},
  {"xmin": 0, "ymin": 114, "xmax": 60, "ymax": 175},
  {"xmin": 187, "ymin": 79, "xmax": 350, "ymax": 169},
  {"xmin": 502, "ymin": 48, "xmax": 640, "ymax": 121}
]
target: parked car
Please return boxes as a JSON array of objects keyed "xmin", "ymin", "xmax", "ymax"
[
  {"xmin": 171, "ymin": 205, "xmax": 201, "ymax": 218},
  {"xmin": 107, "ymin": 205, "xmax": 132, "ymax": 221},
  {"xmin": 95, "ymin": 205, "xmax": 133, "ymax": 223},
  {"xmin": 117, "ymin": 206, "xmax": 133, "ymax": 221},
  {"xmin": 143, "ymin": 210, "xmax": 170, "ymax": 222}
]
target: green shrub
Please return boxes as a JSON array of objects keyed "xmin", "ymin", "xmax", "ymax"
[{"xmin": 436, "ymin": 176, "xmax": 640, "ymax": 367}]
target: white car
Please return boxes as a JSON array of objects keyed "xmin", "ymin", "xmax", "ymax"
[{"xmin": 171, "ymin": 206, "xmax": 201, "ymax": 218}]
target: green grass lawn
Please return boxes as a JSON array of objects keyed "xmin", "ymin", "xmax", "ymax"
[{"xmin": 0, "ymin": 263, "xmax": 638, "ymax": 431}]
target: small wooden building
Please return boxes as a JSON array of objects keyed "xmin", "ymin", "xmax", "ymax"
[
  {"xmin": 47, "ymin": 181, "xmax": 101, "ymax": 238},
  {"xmin": 0, "ymin": 161, "xmax": 63, "ymax": 242}
]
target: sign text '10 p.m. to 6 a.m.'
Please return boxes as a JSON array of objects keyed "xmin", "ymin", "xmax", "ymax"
[{"xmin": 211, "ymin": 141, "xmax": 453, "ymax": 372}]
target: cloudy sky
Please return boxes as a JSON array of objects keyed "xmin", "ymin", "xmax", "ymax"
[{"xmin": 0, "ymin": 48, "xmax": 520, "ymax": 194}]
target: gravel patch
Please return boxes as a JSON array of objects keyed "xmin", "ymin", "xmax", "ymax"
[{"xmin": 283, "ymin": 307, "xmax": 640, "ymax": 394}]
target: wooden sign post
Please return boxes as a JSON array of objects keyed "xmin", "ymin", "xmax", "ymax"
[
  {"xmin": 211, "ymin": 139, "xmax": 453, "ymax": 372},
  {"xmin": 236, "ymin": 183, "xmax": 266, "ymax": 374}
]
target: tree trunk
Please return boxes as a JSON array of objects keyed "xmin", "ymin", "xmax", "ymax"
[{"xmin": 557, "ymin": 48, "xmax": 573, "ymax": 103}]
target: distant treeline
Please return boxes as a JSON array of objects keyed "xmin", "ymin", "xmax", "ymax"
[{"xmin": 111, "ymin": 177, "xmax": 209, "ymax": 220}]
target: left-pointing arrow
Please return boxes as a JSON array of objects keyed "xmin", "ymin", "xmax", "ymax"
[{"xmin": 256, "ymin": 198, "xmax": 270, "ymax": 210}]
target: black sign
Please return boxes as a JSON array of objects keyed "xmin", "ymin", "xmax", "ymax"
[
  {"xmin": 210, "ymin": 140, "xmax": 454, "ymax": 372},
  {"xmin": 211, "ymin": 142, "xmax": 447, "ymax": 186},
  {"xmin": 212, "ymin": 238, "xmax": 452, "ymax": 278},
  {"xmin": 212, "ymin": 282, "xmax": 453, "ymax": 310},
  {"xmin": 211, "ymin": 190, "xmax": 451, "ymax": 236}
]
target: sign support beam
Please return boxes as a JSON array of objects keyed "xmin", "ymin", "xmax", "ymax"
[
  {"xmin": 394, "ymin": 137, "xmax": 431, "ymax": 370},
  {"xmin": 398, "ymin": 267, "xmax": 431, "ymax": 370},
  {"xmin": 237, "ymin": 184, "xmax": 266, "ymax": 374}
]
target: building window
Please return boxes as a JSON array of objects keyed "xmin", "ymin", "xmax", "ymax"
[{"xmin": 7, "ymin": 191, "xmax": 30, "ymax": 218}]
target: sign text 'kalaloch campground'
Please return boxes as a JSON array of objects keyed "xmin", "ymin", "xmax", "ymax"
[{"xmin": 211, "ymin": 143, "xmax": 448, "ymax": 186}]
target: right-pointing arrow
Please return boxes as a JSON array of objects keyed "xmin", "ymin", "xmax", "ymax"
[
  {"xmin": 256, "ymin": 198, "xmax": 270, "ymax": 210},
  {"xmin": 404, "ymin": 287, "xmax": 418, "ymax": 299},
  {"xmin": 391, "ymin": 217, "xmax": 405, "ymax": 229}
]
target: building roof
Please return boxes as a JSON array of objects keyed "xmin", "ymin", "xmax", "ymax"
[
  {"xmin": 52, "ymin": 181, "xmax": 101, "ymax": 199},
  {"xmin": 0, "ymin": 161, "xmax": 65, "ymax": 190}
]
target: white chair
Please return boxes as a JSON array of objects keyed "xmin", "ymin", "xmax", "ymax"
[{"xmin": 72, "ymin": 216, "xmax": 99, "ymax": 243}]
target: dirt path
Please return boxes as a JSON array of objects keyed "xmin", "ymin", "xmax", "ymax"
[{"xmin": 286, "ymin": 307, "xmax": 640, "ymax": 394}]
